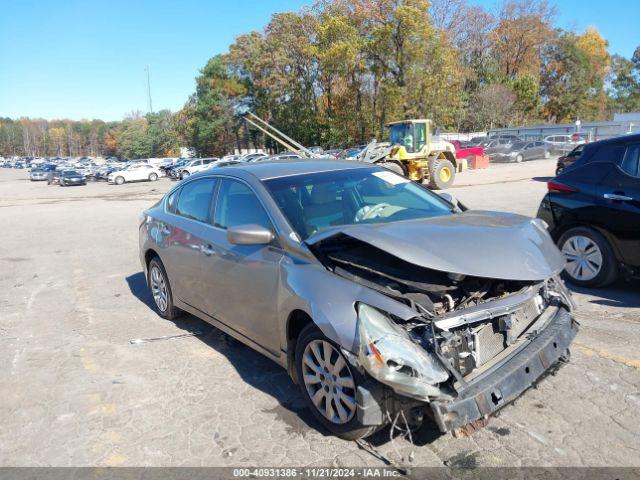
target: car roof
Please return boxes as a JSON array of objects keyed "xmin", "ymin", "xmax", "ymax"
[
  {"xmin": 190, "ymin": 158, "xmax": 373, "ymax": 181},
  {"xmin": 588, "ymin": 133, "xmax": 640, "ymax": 147}
]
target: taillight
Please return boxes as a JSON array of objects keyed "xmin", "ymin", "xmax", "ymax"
[{"xmin": 547, "ymin": 181, "xmax": 577, "ymax": 193}]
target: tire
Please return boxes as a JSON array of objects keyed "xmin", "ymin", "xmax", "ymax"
[
  {"xmin": 515, "ymin": 154, "xmax": 523, "ymax": 163},
  {"xmin": 295, "ymin": 324, "xmax": 377, "ymax": 440},
  {"xmin": 427, "ymin": 157, "xmax": 455, "ymax": 190},
  {"xmin": 147, "ymin": 257, "xmax": 181, "ymax": 320},
  {"xmin": 378, "ymin": 161, "xmax": 405, "ymax": 177},
  {"xmin": 558, "ymin": 227, "xmax": 618, "ymax": 288},
  {"xmin": 544, "ymin": 150, "xmax": 551, "ymax": 159},
  {"xmin": 60, "ymin": 181, "xmax": 65, "ymax": 187},
  {"xmin": 556, "ymin": 167, "xmax": 563, "ymax": 176},
  {"xmin": 148, "ymin": 172, "xmax": 158, "ymax": 181},
  {"xmin": 115, "ymin": 176, "xmax": 125, "ymax": 185},
  {"xmin": 181, "ymin": 170, "xmax": 190, "ymax": 179}
]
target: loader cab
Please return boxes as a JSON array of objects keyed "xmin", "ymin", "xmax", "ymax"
[{"xmin": 388, "ymin": 120, "xmax": 430, "ymax": 154}]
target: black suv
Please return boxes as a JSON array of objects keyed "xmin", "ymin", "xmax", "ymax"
[{"xmin": 537, "ymin": 134, "xmax": 640, "ymax": 287}]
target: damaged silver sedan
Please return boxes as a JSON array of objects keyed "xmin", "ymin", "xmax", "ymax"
[{"xmin": 139, "ymin": 159, "xmax": 578, "ymax": 439}]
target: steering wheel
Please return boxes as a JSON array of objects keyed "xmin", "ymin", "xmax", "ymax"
[{"xmin": 355, "ymin": 203, "xmax": 392, "ymax": 222}]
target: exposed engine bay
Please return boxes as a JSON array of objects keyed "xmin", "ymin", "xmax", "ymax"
[{"xmin": 311, "ymin": 234, "xmax": 572, "ymax": 382}]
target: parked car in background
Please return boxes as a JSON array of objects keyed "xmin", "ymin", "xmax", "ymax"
[
  {"xmin": 537, "ymin": 134, "xmax": 640, "ymax": 287},
  {"xmin": 323, "ymin": 149, "xmax": 341, "ymax": 159},
  {"xmin": 481, "ymin": 137, "xmax": 518, "ymax": 159},
  {"xmin": 179, "ymin": 158, "xmax": 218, "ymax": 179},
  {"xmin": 339, "ymin": 146, "xmax": 366, "ymax": 159},
  {"xmin": 492, "ymin": 141, "xmax": 551, "ymax": 163},
  {"xmin": 108, "ymin": 164, "xmax": 161, "ymax": 185},
  {"xmin": 29, "ymin": 169, "xmax": 49, "ymax": 181},
  {"xmin": 238, "ymin": 152, "xmax": 268, "ymax": 162},
  {"xmin": 543, "ymin": 134, "xmax": 585, "ymax": 155},
  {"xmin": 449, "ymin": 140, "xmax": 483, "ymax": 162},
  {"xmin": 266, "ymin": 153, "xmax": 302, "ymax": 161},
  {"xmin": 555, "ymin": 144, "xmax": 586, "ymax": 175},
  {"xmin": 58, "ymin": 170, "xmax": 87, "ymax": 187},
  {"xmin": 139, "ymin": 159, "xmax": 577, "ymax": 440}
]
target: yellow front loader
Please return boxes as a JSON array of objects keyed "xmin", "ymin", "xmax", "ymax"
[{"xmin": 359, "ymin": 119, "xmax": 458, "ymax": 189}]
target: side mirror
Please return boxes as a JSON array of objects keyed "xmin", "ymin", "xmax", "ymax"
[
  {"xmin": 227, "ymin": 224, "xmax": 274, "ymax": 245},
  {"xmin": 437, "ymin": 192, "xmax": 467, "ymax": 212}
]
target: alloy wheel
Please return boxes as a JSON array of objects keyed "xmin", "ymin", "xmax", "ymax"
[
  {"xmin": 561, "ymin": 235, "xmax": 603, "ymax": 281},
  {"xmin": 302, "ymin": 340, "xmax": 356, "ymax": 424},
  {"xmin": 150, "ymin": 265, "xmax": 168, "ymax": 312}
]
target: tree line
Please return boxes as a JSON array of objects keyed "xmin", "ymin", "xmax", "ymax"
[{"xmin": 2, "ymin": 0, "xmax": 639, "ymax": 159}]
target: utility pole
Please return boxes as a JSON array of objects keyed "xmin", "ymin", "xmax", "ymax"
[{"xmin": 145, "ymin": 65, "xmax": 153, "ymax": 114}]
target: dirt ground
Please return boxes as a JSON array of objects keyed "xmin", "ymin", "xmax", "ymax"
[{"xmin": 1, "ymin": 159, "xmax": 639, "ymax": 467}]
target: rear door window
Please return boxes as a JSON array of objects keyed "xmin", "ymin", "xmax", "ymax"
[
  {"xmin": 175, "ymin": 178, "xmax": 217, "ymax": 223},
  {"xmin": 621, "ymin": 144, "xmax": 640, "ymax": 177}
]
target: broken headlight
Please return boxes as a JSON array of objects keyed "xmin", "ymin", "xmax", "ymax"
[{"xmin": 356, "ymin": 303, "xmax": 449, "ymax": 400}]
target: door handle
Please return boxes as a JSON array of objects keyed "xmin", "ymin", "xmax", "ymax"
[
  {"xmin": 201, "ymin": 244, "xmax": 216, "ymax": 256},
  {"xmin": 603, "ymin": 193, "xmax": 632, "ymax": 202}
]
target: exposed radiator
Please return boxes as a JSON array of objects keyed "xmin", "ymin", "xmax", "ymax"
[{"xmin": 473, "ymin": 296, "xmax": 543, "ymax": 366}]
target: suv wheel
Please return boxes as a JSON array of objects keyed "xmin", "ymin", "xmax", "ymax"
[
  {"xmin": 295, "ymin": 324, "xmax": 376, "ymax": 440},
  {"xmin": 558, "ymin": 227, "xmax": 618, "ymax": 287},
  {"xmin": 148, "ymin": 257, "xmax": 181, "ymax": 320}
]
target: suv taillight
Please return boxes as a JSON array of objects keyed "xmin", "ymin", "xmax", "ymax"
[{"xmin": 547, "ymin": 181, "xmax": 577, "ymax": 193}]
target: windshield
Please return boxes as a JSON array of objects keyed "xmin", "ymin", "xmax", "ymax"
[
  {"xmin": 263, "ymin": 167, "xmax": 453, "ymax": 240},
  {"xmin": 63, "ymin": 170, "xmax": 79, "ymax": 176},
  {"xmin": 511, "ymin": 141, "xmax": 527, "ymax": 149},
  {"xmin": 389, "ymin": 123, "xmax": 414, "ymax": 152}
]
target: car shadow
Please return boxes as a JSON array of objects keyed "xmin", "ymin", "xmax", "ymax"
[
  {"xmin": 568, "ymin": 279, "xmax": 640, "ymax": 309},
  {"xmin": 125, "ymin": 271, "xmax": 343, "ymax": 439},
  {"xmin": 125, "ymin": 271, "xmax": 156, "ymax": 310}
]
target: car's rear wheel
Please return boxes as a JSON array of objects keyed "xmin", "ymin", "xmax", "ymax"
[
  {"xmin": 295, "ymin": 324, "xmax": 376, "ymax": 440},
  {"xmin": 558, "ymin": 227, "xmax": 618, "ymax": 287},
  {"xmin": 148, "ymin": 257, "xmax": 181, "ymax": 320},
  {"xmin": 115, "ymin": 176, "xmax": 125, "ymax": 185},
  {"xmin": 148, "ymin": 172, "xmax": 158, "ymax": 181}
]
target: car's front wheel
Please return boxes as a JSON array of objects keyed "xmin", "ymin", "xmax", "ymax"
[
  {"xmin": 148, "ymin": 257, "xmax": 181, "ymax": 320},
  {"xmin": 295, "ymin": 324, "xmax": 376, "ymax": 440},
  {"xmin": 115, "ymin": 176, "xmax": 125, "ymax": 185},
  {"xmin": 149, "ymin": 172, "xmax": 158, "ymax": 181},
  {"xmin": 558, "ymin": 227, "xmax": 618, "ymax": 287}
]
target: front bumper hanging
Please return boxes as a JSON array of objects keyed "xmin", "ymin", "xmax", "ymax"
[{"xmin": 430, "ymin": 308, "xmax": 578, "ymax": 433}]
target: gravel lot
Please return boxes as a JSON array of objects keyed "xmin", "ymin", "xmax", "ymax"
[{"xmin": 1, "ymin": 160, "xmax": 639, "ymax": 468}]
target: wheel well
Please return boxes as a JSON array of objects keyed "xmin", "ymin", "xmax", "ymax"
[
  {"xmin": 434, "ymin": 150, "xmax": 457, "ymax": 168},
  {"xmin": 286, "ymin": 310, "xmax": 313, "ymax": 383},
  {"xmin": 144, "ymin": 249, "xmax": 159, "ymax": 270},
  {"xmin": 554, "ymin": 223, "xmax": 624, "ymax": 262}
]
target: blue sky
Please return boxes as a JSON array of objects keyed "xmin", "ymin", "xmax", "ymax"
[{"xmin": 0, "ymin": 0, "xmax": 637, "ymax": 121}]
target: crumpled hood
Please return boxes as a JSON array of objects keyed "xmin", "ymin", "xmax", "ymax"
[{"xmin": 307, "ymin": 210, "xmax": 566, "ymax": 281}]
